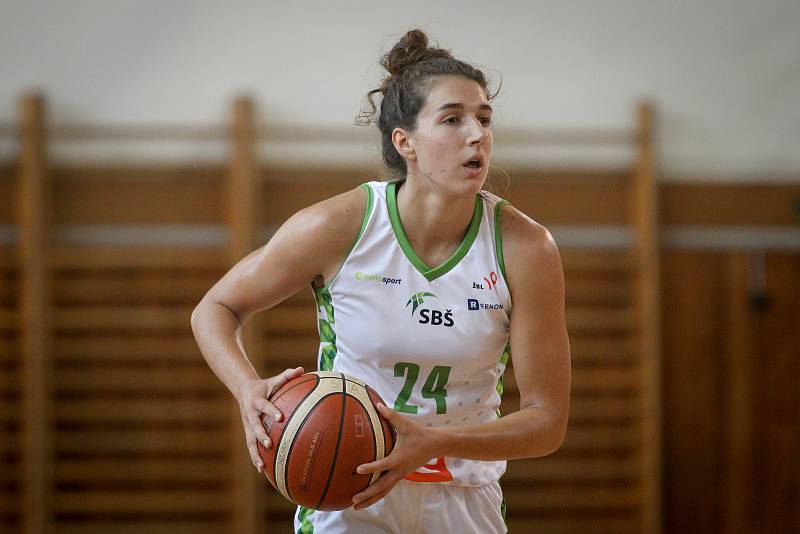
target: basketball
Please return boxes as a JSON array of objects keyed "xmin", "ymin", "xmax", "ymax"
[{"xmin": 257, "ymin": 371, "xmax": 397, "ymax": 511}]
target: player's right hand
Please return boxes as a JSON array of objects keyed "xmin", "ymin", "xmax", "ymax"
[{"xmin": 236, "ymin": 366, "xmax": 304, "ymax": 473}]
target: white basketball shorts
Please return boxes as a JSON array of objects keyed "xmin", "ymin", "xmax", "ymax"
[{"xmin": 293, "ymin": 478, "xmax": 506, "ymax": 533}]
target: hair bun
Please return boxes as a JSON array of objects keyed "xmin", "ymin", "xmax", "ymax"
[{"xmin": 382, "ymin": 29, "xmax": 453, "ymax": 78}]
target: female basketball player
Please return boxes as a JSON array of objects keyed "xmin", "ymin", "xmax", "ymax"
[{"xmin": 191, "ymin": 29, "xmax": 570, "ymax": 532}]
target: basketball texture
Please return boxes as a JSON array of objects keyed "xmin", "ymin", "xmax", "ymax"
[{"xmin": 257, "ymin": 371, "xmax": 396, "ymax": 511}]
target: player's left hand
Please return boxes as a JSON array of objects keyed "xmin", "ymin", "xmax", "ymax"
[{"xmin": 352, "ymin": 403, "xmax": 442, "ymax": 510}]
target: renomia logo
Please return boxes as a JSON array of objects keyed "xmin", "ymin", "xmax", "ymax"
[
  {"xmin": 405, "ymin": 292, "xmax": 455, "ymax": 327},
  {"xmin": 467, "ymin": 298, "xmax": 504, "ymax": 311}
]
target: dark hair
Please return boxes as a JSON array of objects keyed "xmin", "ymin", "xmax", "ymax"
[{"xmin": 357, "ymin": 29, "xmax": 499, "ymax": 177}]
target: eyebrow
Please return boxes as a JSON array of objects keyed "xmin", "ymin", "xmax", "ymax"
[{"xmin": 435, "ymin": 103, "xmax": 493, "ymax": 113}]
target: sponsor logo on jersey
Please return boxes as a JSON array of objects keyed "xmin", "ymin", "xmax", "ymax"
[
  {"xmin": 406, "ymin": 291, "xmax": 435, "ymax": 316},
  {"xmin": 483, "ymin": 271, "xmax": 499, "ymax": 289},
  {"xmin": 467, "ymin": 298, "xmax": 504, "ymax": 311},
  {"xmin": 405, "ymin": 292, "xmax": 455, "ymax": 327},
  {"xmin": 355, "ymin": 271, "xmax": 402, "ymax": 285},
  {"xmin": 472, "ymin": 271, "xmax": 499, "ymax": 290}
]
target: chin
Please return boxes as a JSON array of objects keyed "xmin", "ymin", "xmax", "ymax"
[{"xmin": 453, "ymin": 176, "xmax": 487, "ymax": 197}]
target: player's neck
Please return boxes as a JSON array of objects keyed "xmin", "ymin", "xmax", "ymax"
[{"xmin": 395, "ymin": 177, "xmax": 477, "ymax": 266}]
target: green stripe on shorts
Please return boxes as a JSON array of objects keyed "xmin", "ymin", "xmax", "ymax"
[{"xmin": 296, "ymin": 506, "xmax": 314, "ymax": 534}]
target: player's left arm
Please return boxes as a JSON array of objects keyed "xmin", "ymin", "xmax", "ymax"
[
  {"xmin": 489, "ymin": 204, "xmax": 572, "ymax": 456},
  {"xmin": 353, "ymin": 205, "xmax": 571, "ymax": 509}
]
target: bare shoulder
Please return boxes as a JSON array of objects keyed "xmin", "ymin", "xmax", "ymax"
[
  {"xmin": 500, "ymin": 203, "xmax": 560, "ymax": 267},
  {"xmin": 498, "ymin": 203, "xmax": 563, "ymax": 294},
  {"xmin": 201, "ymin": 185, "xmax": 368, "ymax": 321},
  {"xmin": 276, "ymin": 184, "xmax": 368, "ymax": 283},
  {"xmin": 289, "ymin": 184, "xmax": 367, "ymax": 244}
]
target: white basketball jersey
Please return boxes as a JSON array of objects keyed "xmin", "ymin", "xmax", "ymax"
[{"xmin": 313, "ymin": 180, "xmax": 512, "ymax": 487}]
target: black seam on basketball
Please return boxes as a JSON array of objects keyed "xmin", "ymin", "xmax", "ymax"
[
  {"xmin": 314, "ymin": 374, "xmax": 348, "ymax": 510},
  {"xmin": 273, "ymin": 374, "xmax": 320, "ymax": 487},
  {"xmin": 270, "ymin": 374, "xmax": 319, "ymax": 403},
  {"xmin": 366, "ymin": 384, "xmax": 394, "ymax": 449},
  {"xmin": 275, "ymin": 373, "xmax": 362, "ymax": 403},
  {"xmin": 283, "ymin": 389, "xmax": 341, "ymax": 504},
  {"xmin": 348, "ymin": 396, "xmax": 379, "ymax": 495}
]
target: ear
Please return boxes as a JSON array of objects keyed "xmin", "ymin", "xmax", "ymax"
[{"xmin": 391, "ymin": 128, "xmax": 416, "ymax": 162}]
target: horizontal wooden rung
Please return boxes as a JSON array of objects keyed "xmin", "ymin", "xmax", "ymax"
[
  {"xmin": 502, "ymin": 485, "xmax": 641, "ymax": 511},
  {"xmin": 55, "ymin": 429, "xmax": 230, "ymax": 454},
  {"xmin": 0, "ymin": 399, "xmax": 20, "ymax": 421},
  {"xmin": 50, "ymin": 522, "xmax": 229, "ymax": 534},
  {"xmin": 0, "ymin": 500, "xmax": 22, "ymax": 517},
  {"xmin": 0, "ymin": 309, "xmax": 17, "ymax": 332},
  {"xmin": 54, "ymin": 274, "xmax": 217, "ymax": 304},
  {"xmin": 566, "ymin": 280, "xmax": 632, "ymax": 305},
  {"xmin": 258, "ymin": 307, "xmax": 317, "ymax": 332},
  {"xmin": 54, "ymin": 306, "xmax": 193, "ymax": 331},
  {"xmin": 53, "ymin": 368, "xmax": 220, "ymax": 394},
  {"xmin": 560, "ymin": 250, "xmax": 636, "ymax": 273},
  {"xmin": 55, "ymin": 459, "xmax": 229, "ymax": 482},
  {"xmin": 559, "ymin": 427, "xmax": 641, "ymax": 451},
  {"xmin": 504, "ymin": 457, "xmax": 638, "ymax": 482},
  {"xmin": 0, "ymin": 246, "xmax": 17, "ymax": 265},
  {"xmin": 55, "ymin": 399, "xmax": 229, "ymax": 423},
  {"xmin": 0, "ymin": 373, "xmax": 19, "ymax": 393},
  {"xmin": 568, "ymin": 338, "xmax": 638, "ymax": 362},
  {"xmin": 261, "ymin": 337, "xmax": 318, "ymax": 355},
  {"xmin": 51, "ymin": 247, "xmax": 227, "ymax": 269},
  {"xmin": 0, "ymin": 339, "xmax": 21, "ymax": 366},
  {"xmin": 0, "ymin": 283, "xmax": 15, "ymax": 302},
  {"xmin": 55, "ymin": 337, "xmax": 201, "ymax": 361},
  {"xmin": 568, "ymin": 397, "xmax": 641, "ymax": 422},
  {"xmin": 54, "ymin": 490, "xmax": 230, "ymax": 514},
  {"xmin": 0, "ymin": 435, "xmax": 19, "ymax": 453},
  {"xmin": 566, "ymin": 308, "xmax": 636, "ymax": 332},
  {"xmin": 503, "ymin": 368, "xmax": 640, "ymax": 396},
  {"xmin": 505, "ymin": 516, "xmax": 640, "ymax": 534}
]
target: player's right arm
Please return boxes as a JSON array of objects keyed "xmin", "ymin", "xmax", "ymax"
[{"xmin": 190, "ymin": 186, "xmax": 366, "ymax": 472}]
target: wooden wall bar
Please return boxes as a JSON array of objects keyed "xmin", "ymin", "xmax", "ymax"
[
  {"xmin": 17, "ymin": 93, "xmax": 54, "ymax": 534},
  {"xmin": 632, "ymin": 102, "xmax": 663, "ymax": 534},
  {"xmin": 227, "ymin": 96, "xmax": 261, "ymax": 534}
]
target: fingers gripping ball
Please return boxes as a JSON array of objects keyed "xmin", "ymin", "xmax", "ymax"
[{"xmin": 257, "ymin": 371, "xmax": 396, "ymax": 511}]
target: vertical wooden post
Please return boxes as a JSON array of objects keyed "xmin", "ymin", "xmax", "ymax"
[
  {"xmin": 723, "ymin": 254, "xmax": 756, "ymax": 533},
  {"xmin": 17, "ymin": 93, "xmax": 53, "ymax": 534},
  {"xmin": 227, "ymin": 95, "xmax": 261, "ymax": 534},
  {"xmin": 633, "ymin": 101, "xmax": 663, "ymax": 534}
]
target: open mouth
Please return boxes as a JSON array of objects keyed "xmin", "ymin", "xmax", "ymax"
[{"xmin": 463, "ymin": 156, "xmax": 483, "ymax": 169}]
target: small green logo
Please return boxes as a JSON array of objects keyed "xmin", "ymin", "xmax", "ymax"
[{"xmin": 406, "ymin": 291, "xmax": 436, "ymax": 316}]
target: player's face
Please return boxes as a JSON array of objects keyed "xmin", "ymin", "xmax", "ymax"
[{"xmin": 405, "ymin": 76, "xmax": 493, "ymax": 196}]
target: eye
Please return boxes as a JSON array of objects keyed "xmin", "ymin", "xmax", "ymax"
[
  {"xmin": 479, "ymin": 116, "xmax": 492, "ymax": 127},
  {"xmin": 444, "ymin": 116, "xmax": 460, "ymax": 125}
]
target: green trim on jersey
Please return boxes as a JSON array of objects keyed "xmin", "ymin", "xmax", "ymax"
[
  {"xmin": 321, "ymin": 183, "xmax": 374, "ymax": 290},
  {"xmin": 494, "ymin": 199, "xmax": 510, "ymax": 287},
  {"xmin": 296, "ymin": 506, "xmax": 314, "ymax": 533},
  {"xmin": 495, "ymin": 341, "xmax": 510, "ymax": 418},
  {"xmin": 313, "ymin": 284, "xmax": 336, "ymax": 371},
  {"xmin": 357, "ymin": 183, "xmax": 374, "ymax": 247},
  {"xmin": 386, "ymin": 181, "xmax": 483, "ymax": 281},
  {"xmin": 310, "ymin": 184, "xmax": 372, "ymax": 372}
]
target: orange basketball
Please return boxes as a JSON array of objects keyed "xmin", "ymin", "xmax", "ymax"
[{"xmin": 257, "ymin": 371, "xmax": 396, "ymax": 511}]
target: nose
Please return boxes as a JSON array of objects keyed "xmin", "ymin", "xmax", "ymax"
[{"xmin": 466, "ymin": 116, "xmax": 488, "ymax": 145}]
